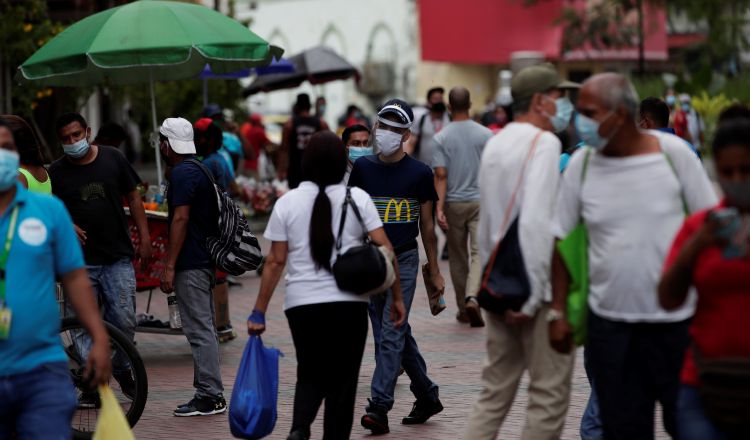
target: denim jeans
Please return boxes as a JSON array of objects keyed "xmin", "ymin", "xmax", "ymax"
[
  {"xmin": 368, "ymin": 249, "xmax": 439, "ymax": 412},
  {"xmin": 67, "ymin": 257, "xmax": 136, "ymax": 374},
  {"xmin": 175, "ymin": 268, "xmax": 224, "ymax": 400},
  {"xmin": 581, "ymin": 348, "xmax": 604, "ymax": 440},
  {"xmin": 0, "ymin": 362, "xmax": 77, "ymax": 439},
  {"xmin": 677, "ymin": 385, "xmax": 728, "ymax": 440}
]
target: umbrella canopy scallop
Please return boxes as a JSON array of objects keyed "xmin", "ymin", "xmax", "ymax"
[{"xmin": 16, "ymin": 0, "xmax": 283, "ymax": 87}]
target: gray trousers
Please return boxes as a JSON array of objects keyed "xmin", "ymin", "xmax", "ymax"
[{"xmin": 175, "ymin": 269, "xmax": 224, "ymax": 399}]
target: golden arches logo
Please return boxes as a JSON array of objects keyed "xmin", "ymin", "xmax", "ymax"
[{"xmin": 384, "ymin": 198, "xmax": 411, "ymax": 223}]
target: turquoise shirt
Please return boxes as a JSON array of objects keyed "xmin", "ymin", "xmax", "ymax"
[{"xmin": 0, "ymin": 183, "xmax": 84, "ymax": 376}]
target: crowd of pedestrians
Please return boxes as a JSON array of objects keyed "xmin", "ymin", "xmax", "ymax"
[{"xmin": 0, "ymin": 60, "xmax": 748, "ymax": 440}]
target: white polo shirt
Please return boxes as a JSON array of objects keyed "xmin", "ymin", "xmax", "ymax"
[{"xmin": 264, "ymin": 182, "xmax": 383, "ymax": 310}]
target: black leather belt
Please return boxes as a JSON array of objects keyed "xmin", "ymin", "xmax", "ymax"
[{"xmin": 393, "ymin": 240, "xmax": 418, "ymax": 256}]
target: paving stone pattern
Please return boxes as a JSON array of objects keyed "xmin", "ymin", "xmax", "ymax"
[{"xmin": 131, "ymin": 237, "xmax": 669, "ymax": 440}]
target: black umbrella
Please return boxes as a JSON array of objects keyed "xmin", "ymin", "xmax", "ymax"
[{"xmin": 243, "ymin": 45, "xmax": 359, "ymax": 96}]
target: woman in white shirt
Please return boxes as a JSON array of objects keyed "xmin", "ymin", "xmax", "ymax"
[{"xmin": 247, "ymin": 131, "xmax": 406, "ymax": 440}]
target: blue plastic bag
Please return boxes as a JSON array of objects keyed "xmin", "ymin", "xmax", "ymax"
[{"xmin": 229, "ymin": 336, "xmax": 283, "ymax": 439}]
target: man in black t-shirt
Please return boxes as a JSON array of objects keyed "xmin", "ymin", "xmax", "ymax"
[
  {"xmin": 50, "ymin": 112, "xmax": 152, "ymax": 402},
  {"xmin": 278, "ymin": 93, "xmax": 329, "ymax": 188},
  {"xmin": 349, "ymin": 99, "xmax": 446, "ymax": 434},
  {"xmin": 158, "ymin": 117, "xmax": 226, "ymax": 417}
]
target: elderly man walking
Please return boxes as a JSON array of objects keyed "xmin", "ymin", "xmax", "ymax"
[
  {"xmin": 549, "ymin": 73, "xmax": 717, "ymax": 439},
  {"xmin": 433, "ymin": 87, "xmax": 492, "ymax": 327},
  {"xmin": 464, "ymin": 64, "xmax": 579, "ymax": 440}
]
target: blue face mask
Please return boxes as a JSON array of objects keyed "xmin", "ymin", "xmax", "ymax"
[
  {"xmin": 0, "ymin": 149, "xmax": 19, "ymax": 191},
  {"xmin": 545, "ymin": 96, "xmax": 574, "ymax": 133},
  {"xmin": 62, "ymin": 138, "xmax": 90, "ymax": 159},
  {"xmin": 348, "ymin": 146, "xmax": 373, "ymax": 162},
  {"xmin": 681, "ymin": 103, "xmax": 691, "ymax": 112},
  {"xmin": 574, "ymin": 112, "xmax": 613, "ymax": 150},
  {"xmin": 666, "ymin": 95, "xmax": 676, "ymax": 106}
]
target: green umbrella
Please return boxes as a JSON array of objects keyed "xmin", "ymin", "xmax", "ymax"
[{"xmin": 16, "ymin": 0, "xmax": 283, "ymax": 185}]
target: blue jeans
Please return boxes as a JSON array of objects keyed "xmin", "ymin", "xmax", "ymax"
[
  {"xmin": 0, "ymin": 362, "xmax": 77, "ymax": 439},
  {"xmin": 67, "ymin": 257, "xmax": 136, "ymax": 373},
  {"xmin": 581, "ymin": 348, "xmax": 604, "ymax": 440},
  {"xmin": 368, "ymin": 249, "xmax": 438, "ymax": 412},
  {"xmin": 677, "ymin": 385, "xmax": 728, "ymax": 440}
]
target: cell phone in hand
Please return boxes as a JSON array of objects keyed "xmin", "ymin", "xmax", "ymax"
[{"xmin": 709, "ymin": 208, "xmax": 749, "ymax": 259}]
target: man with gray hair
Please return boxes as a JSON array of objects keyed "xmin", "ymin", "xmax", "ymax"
[
  {"xmin": 548, "ymin": 73, "xmax": 717, "ymax": 439},
  {"xmin": 464, "ymin": 64, "xmax": 578, "ymax": 439}
]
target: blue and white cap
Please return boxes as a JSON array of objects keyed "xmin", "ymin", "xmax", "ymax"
[{"xmin": 377, "ymin": 99, "xmax": 414, "ymax": 129}]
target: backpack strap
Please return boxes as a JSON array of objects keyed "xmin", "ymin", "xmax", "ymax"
[
  {"xmin": 662, "ymin": 150, "xmax": 689, "ymax": 216},
  {"xmin": 186, "ymin": 158, "xmax": 218, "ymax": 187},
  {"xmin": 413, "ymin": 112, "xmax": 428, "ymax": 157}
]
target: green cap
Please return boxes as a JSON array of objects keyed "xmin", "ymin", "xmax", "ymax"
[{"xmin": 511, "ymin": 63, "xmax": 580, "ymax": 102}]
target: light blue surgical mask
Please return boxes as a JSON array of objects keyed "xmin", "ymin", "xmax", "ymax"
[
  {"xmin": 574, "ymin": 112, "xmax": 613, "ymax": 150},
  {"xmin": 666, "ymin": 95, "xmax": 676, "ymax": 106},
  {"xmin": 681, "ymin": 103, "xmax": 691, "ymax": 112},
  {"xmin": 0, "ymin": 149, "xmax": 19, "ymax": 191},
  {"xmin": 544, "ymin": 96, "xmax": 574, "ymax": 133},
  {"xmin": 62, "ymin": 138, "xmax": 90, "ymax": 159},
  {"xmin": 348, "ymin": 146, "xmax": 373, "ymax": 163}
]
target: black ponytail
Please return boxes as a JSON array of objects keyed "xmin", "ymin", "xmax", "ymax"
[{"xmin": 302, "ymin": 131, "xmax": 348, "ymax": 271}]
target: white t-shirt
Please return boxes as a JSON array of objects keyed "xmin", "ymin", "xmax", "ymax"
[
  {"xmin": 551, "ymin": 130, "xmax": 718, "ymax": 323},
  {"xmin": 478, "ymin": 122, "xmax": 561, "ymax": 316},
  {"xmin": 264, "ymin": 182, "xmax": 383, "ymax": 310}
]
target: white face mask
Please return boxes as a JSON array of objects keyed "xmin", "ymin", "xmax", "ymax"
[{"xmin": 375, "ymin": 128, "xmax": 403, "ymax": 156}]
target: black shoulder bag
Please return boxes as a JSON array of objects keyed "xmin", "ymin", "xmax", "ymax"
[
  {"xmin": 477, "ymin": 131, "xmax": 542, "ymax": 314},
  {"xmin": 332, "ymin": 187, "xmax": 395, "ymax": 295}
]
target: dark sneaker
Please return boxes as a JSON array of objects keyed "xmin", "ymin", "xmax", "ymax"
[
  {"xmin": 402, "ymin": 398, "xmax": 444, "ymax": 425},
  {"xmin": 77, "ymin": 391, "xmax": 101, "ymax": 409},
  {"xmin": 173, "ymin": 396, "xmax": 227, "ymax": 417},
  {"xmin": 113, "ymin": 371, "xmax": 136, "ymax": 400},
  {"xmin": 361, "ymin": 401, "xmax": 389, "ymax": 434},
  {"xmin": 465, "ymin": 297, "xmax": 485, "ymax": 328},
  {"xmin": 286, "ymin": 429, "xmax": 310, "ymax": 440},
  {"xmin": 456, "ymin": 311, "xmax": 470, "ymax": 324},
  {"xmin": 217, "ymin": 324, "xmax": 237, "ymax": 343}
]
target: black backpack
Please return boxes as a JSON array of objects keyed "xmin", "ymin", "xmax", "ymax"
[{"xmin": 187, "ymin": 159, "xmax": 263, "ymax": 276}]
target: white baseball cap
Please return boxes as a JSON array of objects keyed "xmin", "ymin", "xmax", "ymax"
[{"xmin": 159, "ymin": 117, "xmax": 196, "ymax": 154}]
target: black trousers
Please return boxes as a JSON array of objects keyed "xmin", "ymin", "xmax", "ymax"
[
  {"xmin": 587, "ymin": 311, "xmax": 690, "ymax": 440},
  {"xmin": 285, "ymin": 301, "xmax": 369, "ymax": 440}
]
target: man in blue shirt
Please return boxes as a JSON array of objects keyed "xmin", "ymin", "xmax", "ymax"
[
  {"xmin": 0, "ymin": 120, "xmax": 111, "ymax": 437},
  {"xmin": 158, "ymin": 117, "xmax": 226, "ymax": 417},
  {"xmin": 350, "ymin": 99, "xmax": 446, "ymax": 434}
]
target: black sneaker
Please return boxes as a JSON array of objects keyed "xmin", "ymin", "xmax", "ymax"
[
  {"xmin": 286, "ymin": 429, "xmax": 310, "ymax": 440},
  {"xmin": 402, "ymin": 398, "xmax": 444, "ymax": 425},
  {"xmin": 361, "ymin": 401, "xmax": 389, "ymax": 435},
  {"xmin": 77, "ymin": 391, "xmax": 101, "ymax": 409},
  {"xmin": 465, "ymin": 297, "xmax": 485, "ymax": 328},
  {"xmin": 113, "ymin": 371, "xmax": 136, "ymax": 400},
  {"xmin": 217, "ymin": 324, "xmax": 237, "ymax": 343},
  {"xmin": 173, "ymin": 396, "xmax": 227, "ymax": 417}
]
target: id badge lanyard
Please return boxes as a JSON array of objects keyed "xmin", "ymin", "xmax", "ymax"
[{"xmin": 0, "ymin": 206, "xmax": 20, "ymax": 309}]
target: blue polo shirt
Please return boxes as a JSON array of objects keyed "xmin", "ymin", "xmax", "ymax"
[{"xmin": 0, "ymin": 184, "xmax": 84, "ymax": 376}]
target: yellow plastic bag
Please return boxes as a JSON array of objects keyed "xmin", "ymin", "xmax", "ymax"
[{"xmin": 92, "ymin": 385, "xmax": 135, "ymax": 440}]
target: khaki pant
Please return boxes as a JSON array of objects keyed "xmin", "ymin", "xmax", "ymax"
[
  {"xmin": 444, "ymin": 201, "xmax": 481, "ymax": 314},
  {"xmin": 464, "ymin": 306, "xmax": 575, "ymax": 440}
]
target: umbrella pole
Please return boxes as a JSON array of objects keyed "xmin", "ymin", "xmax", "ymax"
[{"xmin": 150, "ymin": 74, "xmax": 164, "ymax": 188}]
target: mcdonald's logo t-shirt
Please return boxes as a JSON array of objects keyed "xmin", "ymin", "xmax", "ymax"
[{"xmin": 349, "ymin": 154, "xmax": 438, "ymax": 247}]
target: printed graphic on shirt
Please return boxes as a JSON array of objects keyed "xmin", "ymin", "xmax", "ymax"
[
  {"xmin": 18, "ymin": 218, "xmax": 47, "ymax": 246},
  {"xmin": 372, "ymin": 197, "xmax": 420, "ymax": 224},
  {"xmin": 79, "ymin": 182, "xmax": 106, "ymax": 202},
  {"xmin": 295, "ymin": 126, "xmax": 316, "ymax": 150}
]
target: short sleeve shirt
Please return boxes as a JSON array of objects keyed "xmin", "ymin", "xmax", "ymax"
[
  {"xmin": 349, "ymin": 154, "xmax": 438, "ymax": 247},
  {"xmin": 0, "ymin": 184, "xmax": 85, "ymax": 375},
  {"xmin": 432, "ymin": 120, "xmax": 492, "ymax": 202},
  {"xmin": 264, "ymin": 182, "xmax": 382, "ymax": 310},
  {"xmin": 167, "ymin": 159, "xmax": 219, "ymax": 271},
  {"xmin": 201, "ymin": 152, "xmax": 231, "ymax": 192},
  {"xmin": 663, "ymin": 202, "xmax": 750, "ymax": 386},
  {"xmin": 49, "ymin": 145, "xmax": 141, "ymax": 266},
  {"xmin": 551, "ymin": 131, "xmax": 718, "ymax": 322}
]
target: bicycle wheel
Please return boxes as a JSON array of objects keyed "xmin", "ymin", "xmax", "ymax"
[{"xmin": 60, "ymin": 317, "xmax": 148, "ymax": 439}]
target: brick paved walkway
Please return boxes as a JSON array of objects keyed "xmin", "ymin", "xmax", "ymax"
[{"xmin": 131, "ymin": 237, "xmax": 668, "ymax": 440}]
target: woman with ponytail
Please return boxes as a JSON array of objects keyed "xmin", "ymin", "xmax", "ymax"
[{"xmin": 247, "ymin": 131, "xmax": 406, "ymax": 440}]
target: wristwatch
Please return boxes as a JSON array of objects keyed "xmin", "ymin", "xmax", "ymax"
[{"xmin": 546, "ymin": 308, "xmax": 564, "ymax": 323}]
